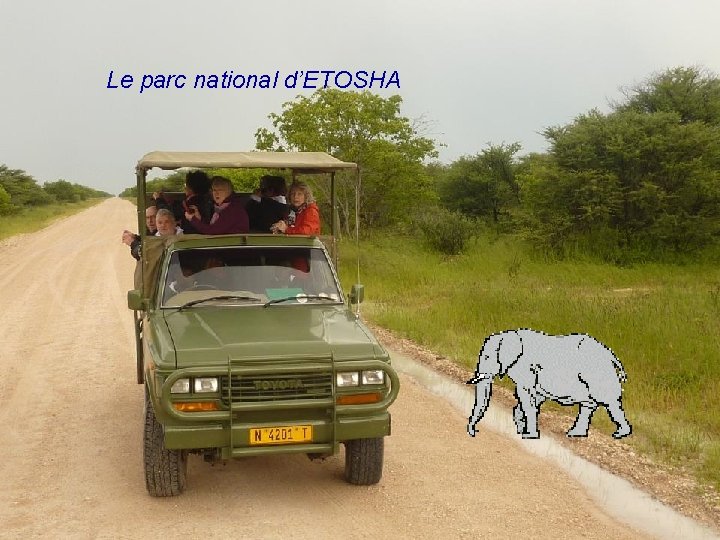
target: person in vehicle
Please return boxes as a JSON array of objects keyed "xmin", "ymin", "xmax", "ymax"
[
  {"xmin": 246, "ymin": 175, "xmax": 289, "ymax": 232},
  {"xmin": 271, "ymin": 181, "xmax": 320, "ymax": 235},
  {"xmin": 166, "ymin": 251, "xmax": 225, "ymax": 296},
  {"xmin": 185, "ymin": 176, "xmax": 249, "ymax": 234},
  {"xmin": 122, "ymin": 204, "xmax": 158, "ymax": 260},
  {"xmin": 155, "ymin": 208, "xmax": 184, "ymax": 236},
  {"xmin": 153, "ymin": 170, "xmax": 214, "ymax": 234}
]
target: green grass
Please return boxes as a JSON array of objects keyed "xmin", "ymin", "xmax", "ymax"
[
  {"xmin": 338, "ymin": 232, "xmax": 720, "ymax": 490},
  {"xmin": 0, "ymin": 199, "xmax": 105, "ymax": 241}
]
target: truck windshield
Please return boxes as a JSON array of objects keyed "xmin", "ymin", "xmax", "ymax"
[{"xmin": 161, "ymin": 246, "xmax": 343, "ymax": 308}]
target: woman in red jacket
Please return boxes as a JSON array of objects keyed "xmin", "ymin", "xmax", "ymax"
[{"xmin": 272, "ymin": 181, "xmax": 320, "ymax": 235}]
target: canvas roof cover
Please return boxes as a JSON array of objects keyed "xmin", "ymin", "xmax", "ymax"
[{"xmin": 136, "ymin": 151, "xmax": 357, "ymax": 172}]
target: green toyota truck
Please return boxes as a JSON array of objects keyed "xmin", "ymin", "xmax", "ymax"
[{"xmin": 128, "ymin": 151, "xmax": 399, "ymax": 496}]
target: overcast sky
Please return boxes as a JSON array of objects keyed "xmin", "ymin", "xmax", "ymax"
[{"xmin": 2, "ymin": 0, "xmax": 720, "ymax": 194}]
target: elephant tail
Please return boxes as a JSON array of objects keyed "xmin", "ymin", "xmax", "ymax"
[{"xmin": 611, "ymin": 354, "xmax": 627, "ymax": 383}]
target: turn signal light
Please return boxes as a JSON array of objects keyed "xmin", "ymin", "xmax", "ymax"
[
  {"xmin": 336, "ymin": 393, "xmax": 382, "ymax": 405},
  {"xmin": 173, "ymin": 402, "xmax": 220, "ymax": 412}
]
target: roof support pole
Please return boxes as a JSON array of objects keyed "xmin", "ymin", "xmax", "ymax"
[{"xmin": 330, "ymin": 171, "xmax": 336, "ymax": 238}]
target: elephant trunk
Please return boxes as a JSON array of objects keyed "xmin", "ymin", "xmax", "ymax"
[{"xmin": 467, "ymin": 376, "xmax": 493, "ymax": 436}]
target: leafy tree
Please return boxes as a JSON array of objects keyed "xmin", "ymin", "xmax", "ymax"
[
  {"xmin": 44, "ymin": 180, "xmax": 80, "ymax": 202},
  {"xmin": 0, "ymin": 185, "xmax": 13, "ymax": 215},
  {"xmin": 0, "ymin": 164, "xmax": 54, "ymax": 206},
  {"xmin": 255, "ymin": 89, "xmax": 438, "ymax": 235},
  {"xmin": 439, "ymin": 142, "xmax": 521, "ymax": 227},
  {"xmin": 0, "ymin": 164, "xmax": 110, "ymax": 213},
  {"xmin": 530, "ymin": 106, "xmax": 720, "ymax": 257},
  {"xmin": 615, "ymin": 66, "xmax": 720, "ymax": 125},
  {"xmin": 517, "ymin": 153, "xmax": 624, "ymax": 257},
  {"xmin": 119, "ymin": 171, "xmax": 187, "ymax": 199}
]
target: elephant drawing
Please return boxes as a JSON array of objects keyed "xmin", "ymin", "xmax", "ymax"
[{"xmin": 466, "ymin": 329, "xmax": 632, "ymax": 439}]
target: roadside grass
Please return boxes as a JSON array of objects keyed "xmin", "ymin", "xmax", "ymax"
[
  {"xmin": 0, "ymin": 199, "xmax": 105, "ymax": 241},
  {"xmin": 338, "ymin": 232, "xmax": 720, "ymax": 490}
]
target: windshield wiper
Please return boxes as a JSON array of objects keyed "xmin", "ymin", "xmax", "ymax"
[
  {"xmin": 175, "ymin": 295, "xmax": 262, "ymax": 311},
  {"xmin": 263, "ymin": 295, "xmax": 339, "ymax": 308}
]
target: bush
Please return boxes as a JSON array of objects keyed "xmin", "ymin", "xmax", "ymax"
[
  {"xmin": 0, "ymin": 185, "xmax": 16, "ymax": 215},
  {"xmin": 415, "ymin": 207, "xmax": 475, "ymax": 255}
]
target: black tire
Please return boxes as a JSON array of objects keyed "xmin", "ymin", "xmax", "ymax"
[
  {"xmin": 143, "ymin": 393, "xmax": 187, "ymax": 496},
  {"xmin": 343, "ymin": 437, "xmax": 384, "ymax": 485}
]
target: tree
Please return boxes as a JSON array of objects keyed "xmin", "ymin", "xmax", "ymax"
[
  {"xmin": 120, "ymin": 171, "xmax": 187, "ymax": 199},
  {"xmin": 439, "ymin": 142, "xmax": 521, "ymax": 227},
  {"xmin": 615, "ymin": 66, "xmax": 720, "ymax": 125},
  {"xmin": 0, "ymin": 164, "xmax": 54, "ymax": 206},
  {"xmin": 255, "ymin": 89, "xmax": 438, "ymax": 234},
  {"xmin": 44, "ymin": 180, "xmax": 79, "ymax": 202},
  {"xmin": 0, "ymin": 185, "xmax": 13, "ymax": 215},
  {"xmin": 531, "ymin": 106, "xmax": 720, "ymax": 256}
]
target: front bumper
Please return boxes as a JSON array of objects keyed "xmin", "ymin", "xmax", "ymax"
[
  {"xmin": 148, "ymin": 355, "xmax": 399, "ymax": 456},
  {"xmin": 164, "ymin": 412, "xmax": 391, "ymax": 457}
]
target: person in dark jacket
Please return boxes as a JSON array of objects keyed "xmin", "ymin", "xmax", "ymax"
[
  {"xmin": 121, "ymin": 204, "xmax": 158, "ymax": 260},
  {"xmin": 153, "ymin": 170, "xmax": 213, "ymax": 234},
  {"xmin": 246, "ymin": 175, "xmax": 289, "ymax": 232},
  {"xmin": 185, "ymin": 176, "xmax": 249, "ymax": 234}
]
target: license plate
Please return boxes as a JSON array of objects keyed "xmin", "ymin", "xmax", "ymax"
[{"xmin": 249, "ymin": 425, "xmax": 312, "ymax": 445}]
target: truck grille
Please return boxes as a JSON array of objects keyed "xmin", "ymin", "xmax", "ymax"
[{"xmin": 220, "ymin": 372, "xmax": 333, "ymax": 404}]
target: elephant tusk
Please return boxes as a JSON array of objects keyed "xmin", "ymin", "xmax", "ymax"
[{"xmin": 467, "ymin": 373, "xmax": 492, "ymax": 384}]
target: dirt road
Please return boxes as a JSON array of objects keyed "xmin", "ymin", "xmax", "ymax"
[{"xmin": 0, "ymin": 198, "xmax": 649, "ymax": 539}]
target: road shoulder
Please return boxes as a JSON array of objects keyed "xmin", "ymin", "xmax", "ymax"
[{"xmin": 369, "ymin": 323, "xmax": 720, "ymax": 533}]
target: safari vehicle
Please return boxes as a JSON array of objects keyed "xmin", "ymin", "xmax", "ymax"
[{"xmin": 127, "ymin": 151, "xmax": 399, "ymax": 496}]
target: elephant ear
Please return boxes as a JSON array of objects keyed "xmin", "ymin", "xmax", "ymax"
[{"xmin": 497, "ymin": 331, "xmax": 523, "ymax": 375}]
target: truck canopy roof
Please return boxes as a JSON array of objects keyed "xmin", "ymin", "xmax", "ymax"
[{"xmin": 136, "ymin": 151, "xmax": 357, "ymax": 173}]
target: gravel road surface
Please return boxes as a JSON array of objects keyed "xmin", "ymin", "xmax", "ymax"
[{"xmin": 0, "ymin": 199, "xmax": 648, "ymax": 539}]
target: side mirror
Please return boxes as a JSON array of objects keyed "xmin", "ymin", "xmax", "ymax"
[
  {"xmin": 127, "ymin": 289, "xmax": 147, "ymax": 311},
  {"xmin": 349, "ymin": 284, "xmax": 364, "ymax": 304}
]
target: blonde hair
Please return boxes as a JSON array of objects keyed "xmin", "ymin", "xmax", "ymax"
[{"xmin": 289, "ymin": 181, "xmax": 314, "ymax": 204}]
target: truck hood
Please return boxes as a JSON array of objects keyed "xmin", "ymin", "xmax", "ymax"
[{"xmin": 162, "ymin": 306, "xmax": 383, "ymax": 366}]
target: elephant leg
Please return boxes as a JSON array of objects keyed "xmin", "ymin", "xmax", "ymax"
[
  {"xmin": 512, "ymin": 403, "xmax": 525, "ymax": 434},
  {"xmin": 517, "ymin": 388, "xmax": 539, "ymax": 439},
  {"xmin": 567, "ymin": 401, "xmax": 597, "ymax": 437},
  {"xmin": 606, "ymin": 399, "xmax": 632, "ymax": 439}
]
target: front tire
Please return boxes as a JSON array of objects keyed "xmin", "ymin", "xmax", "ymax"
[
  {"xmin": 143, "ymin": 393, "xmax": 187, "ymax": 496},
  {"xmin": 344, "ymin": 437, "xmax": 384, "ymax": 485}
]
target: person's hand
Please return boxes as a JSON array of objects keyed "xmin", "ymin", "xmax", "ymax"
[
  {"xmin": 185, "ymin": 205, "xmax": 200, "ymax": 221},
  {"xmin": 272, "ymin": 220, "xmax": 287, "ymax": 233},
  {"xmin": 121, "ymin": 230, "xmax": 135, "ymax": 246}
]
